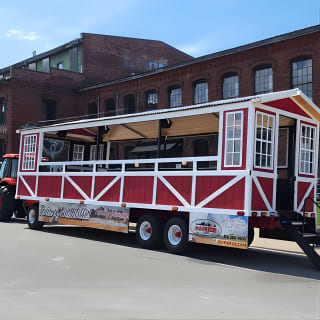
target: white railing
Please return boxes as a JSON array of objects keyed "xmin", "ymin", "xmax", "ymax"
[{"xmin": 32, "ymin": 156, "xmax": 220, "ymax": 175}]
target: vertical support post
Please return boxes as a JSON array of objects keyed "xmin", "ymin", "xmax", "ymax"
[
  {"xmin": 294, "ymin": 119, "xmax": 300, "ymax": 212},
  {"xmin": 95, "ymin": 127, "xmax": 100, "ymax": 161},
  {"xmin": 157, "ymin": 120, "xmax": 162, "ymax": 158},
  {"xmin": 35, "ymin": 132, "xmax": 44, "ymax": 197},
  {"xmin": 217, "ymin": 111, "xmax": 223, "ymax": 171},
  {"xmin": 273, "ymin": 112, "xmax": 280, "ymax": 210},
  {"xmin": 244, "ymin": 105, "xmax": 254, "ymax": 215}
]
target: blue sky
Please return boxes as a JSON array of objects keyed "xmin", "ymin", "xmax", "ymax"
[{"xmin": 0, "ymin": 0, "xmax": 319, "ymax": 68}]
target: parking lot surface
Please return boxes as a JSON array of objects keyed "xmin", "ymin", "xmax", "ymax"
[{"xmin": 0, "ymin": 220, "xmax": 319, "ymax": 320}]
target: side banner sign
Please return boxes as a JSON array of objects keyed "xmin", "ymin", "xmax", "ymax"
[
  {"xmin": 189, "ymin": 212, "xmax": 248, "ymax": 249},
  {"xmin": 39, "ymin": 201, "xmax": 129, "ymax": 233}
]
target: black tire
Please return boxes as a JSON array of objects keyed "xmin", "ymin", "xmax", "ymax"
[
  {"xmin": 0, "ymin": 186, "xmax": 14, "ymax": 222},
  {"xmin": 163, "ymin": 217, "xmax": 188, "ymax": 254},
  {"xmin": 27, "ymin": 205, "xmax": 44, "ymax": 230},
  {"xmin": 136, "ymin": 214, "xmax": 163, "ymax": 249},
  {"xmin": 248, "ymin": 227, "xmax": 254, "ymax": 247},
  {"xmin": 13, "ymin": 201, "xmax": 27, "ymax": 218}
]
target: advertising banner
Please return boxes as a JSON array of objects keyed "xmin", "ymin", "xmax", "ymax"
[
  {"xmin": 39, "ymin": 201, "xmax": 129, "ymax": 233},
  {"xmin": 189, "ymin": 212, "xmax": 248, "ymax": 249}
]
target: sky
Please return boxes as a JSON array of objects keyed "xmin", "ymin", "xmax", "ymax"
[{"xmin": 0, "ymin": 0, "xmax": 319, "ymax": 68}]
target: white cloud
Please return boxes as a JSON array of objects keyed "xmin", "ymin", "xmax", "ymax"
[{"xmin": 4, "ymin": 29, "xmax": 39, "ymax": 41}]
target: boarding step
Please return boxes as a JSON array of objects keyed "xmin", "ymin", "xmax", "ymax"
[
  {"xmin": 301, "ymin": 233, "xmax": 318, "ymax": 238},
  {"xmin": 291, "ymin": 221, "xmax": 304, "ymax": 226},
  {"xmin": 279, "ymin": 216, "xmax": 320, "ymax": 269}
]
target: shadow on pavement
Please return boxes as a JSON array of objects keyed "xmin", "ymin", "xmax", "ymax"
[{"xmin": 20, "ymin": 222, "xmax": 320, "ymax": 280}]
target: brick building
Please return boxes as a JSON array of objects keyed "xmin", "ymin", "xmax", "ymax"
[
  {"xmin": 0, "ymin": 33, "xmax": 191, "ymax": 153},
  {"xmin": 78, "ymin": 25, "xmax": 320, "ymax": 117},
  {"xmin": 75, "ymin": 25, "xmax": 320, "ymax": 165},
  {"xmin": 1, "ymin": 25, "xmax": 320, "ymax": 157}
]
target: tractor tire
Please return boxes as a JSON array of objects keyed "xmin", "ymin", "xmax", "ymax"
[
  {"xmin": 0, "ymin": 186, "xmax": 14, "ymax": 222},
  {"xmin": 136, "ymin": 214, "xmax": 163, "ymax": 249},
  {"xmin": 13, "ymin": 200, "xmax": 27, "ymax": 218},
  {"xmin": 27, "ymin": 205, "xmax": 44, "ymax": 230}
]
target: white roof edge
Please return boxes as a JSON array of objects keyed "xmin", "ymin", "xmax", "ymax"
[
  {"xmin": 298, "ymin": 89, "xmax": 320, "ymax": 115},
  {"xmin": 16, "ymin": 89, "xmax": 315, "ymax": 133}
]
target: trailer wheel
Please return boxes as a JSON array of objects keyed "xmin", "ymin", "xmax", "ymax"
[
  {"xmin": 27, "ymin": 205, "xmax": 44, "ymax": 230},
  {"xmin": 136, "ymin": 214, "xmax": 163, "ymax": 249},
  {"xmin": 248, "ymin": 227, "xmax": 254, "ymax": 247},
  {"xmin": 163, "ymin": 217, "xmax": 188, "ymax": 254},
  {"xmin": 0, "ymin": 186, "xmax": 14, "ymax": 222}
]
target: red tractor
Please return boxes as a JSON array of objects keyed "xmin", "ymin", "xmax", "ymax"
[{"xmin": 0, "ymin": 154, "xmax": 26, "ymax": 221}]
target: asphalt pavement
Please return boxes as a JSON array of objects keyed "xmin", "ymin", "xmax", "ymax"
[{"xmin": 0, "ymin": 219, "xmax": 319, "ymax": 320}]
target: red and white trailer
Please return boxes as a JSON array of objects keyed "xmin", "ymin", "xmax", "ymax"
[{"xmin": 16, "ymin": 89, "xmax": 320, "ymax": 266}]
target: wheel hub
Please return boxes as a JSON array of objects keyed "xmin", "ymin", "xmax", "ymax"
[
  {"xmin": 140, "ymin": 221, "xmax": 152, "ymax": 240},
  {"xmin": 168, "ymin": 224, "xmax": 182, "ymax": 246}
]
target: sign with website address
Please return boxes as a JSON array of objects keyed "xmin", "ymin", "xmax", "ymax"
[{"xmin": 189, "ymin": 212, "xmax": 248, "ymax": 249}]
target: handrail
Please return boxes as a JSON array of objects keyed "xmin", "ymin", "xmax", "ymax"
[{"xmin": 37, "ymin": 156, "xmax": 219, "ymax": 167}]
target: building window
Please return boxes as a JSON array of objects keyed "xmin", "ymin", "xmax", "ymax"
[
  {"xmin": 28, "ymin": 63, "xmax": 36, "ymax": 71},
  {"xmin": 73, "ymin": 144, "xmax": 84, "ymax": 161},
  {"xmin": 254, "ymin": 67, "xmax": 273, "ymax": 94},
  {"xmin": 194, "ymin": 81, "xmax": 208, "ymax": 104},
  {"xmin": 169, "ymin": 87, "xmax": 182, "ymax": 107},
  {"xmin": 148, "ymin": 61, "xmax": 166, "ymax": 70},
  {"xmin": 0, "ymin": 98, "xmax": 6, "ymax": 124},
  {"xmin": 145, "ymin": 90, "xmax": 158, "ymax": 109},
  {"xmin": 90, "ymin": 144, "xmax": 104, "ymax": 160},
  {"xmin": 254, "ymin": 112, "xmax": 275, "ymax": 169},
  {"xmin": 299, "ymin": 124, "xmax": 315, "ymax": 175},
  {"xmin": 22, "ymin": 135, "xmax": 37, "ymax": 170},
  {"xmin": 57, "ymin": 62, "xmax": 64, "ymax": 70},
  {"xmin": 0, "ymin": 139, "xmax": 5, "ymax": 157},
  {"xmin": 42, "ymin": 99, "xmax": 56, "ymax": 121},
  {"xmin": 124, "ymin": 95, "xmax": 136, "ymax": 114},
  {"xmin": 222, "ymin": 74, "xmax": 239, "ymax": 99},
  {"xmin": 104, "ymin": 99, "xmax": 116, "ymax": 117},
  {"xmin": 224, "ymin": 111, "xmax": 243, "ymax": 167},
  {"xmin": 193, "ymin": 139, "xmax": 209, "ymax": 156},
  {"xmin": 292, "ymin": 58, "xmax": 312, "ymax": 98},
  {"xmin": 42, "ymin": 57, "xmax": 50, "ymax": 73},
  {"xmin": 88, "ymin": 102, "xmax": 97, "ymax": 119}
]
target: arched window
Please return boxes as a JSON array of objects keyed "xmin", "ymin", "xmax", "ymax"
[
  {"xmin": 291, "ymin": 57, "xmax": 312, "ymax": 98},
  {"xmin": 168, "ymin": 86, "xmax": 182, "ymax": 107},
  {"xmin": 87, "ymin": 102, "xmax": 97, "ymax": 119},
  {"xmin": 124, "ymin": 95, "xmax": 136, "ymax": 114},
  {"xmin": 193, "ymin": 80, "xmax": 208, "ymax": 104},
  {"xmin": 254, "ymin": 65, "xmax": 273, "ymax": 94},
  {"xmin": 145, "ymin": 90, "xmax": 158, "ymax": 110},
  {"xmin": 104, "ymin": 98, "xmax": 116, "ymax": 116},
  {"xmin": 222, "ymin": 73, "xmax": 239, "ymax": 99}
]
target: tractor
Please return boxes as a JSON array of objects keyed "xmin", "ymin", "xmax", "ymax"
[{"xmin": 0, "ymin": 154, "xmax": 26, "ymax": 221}]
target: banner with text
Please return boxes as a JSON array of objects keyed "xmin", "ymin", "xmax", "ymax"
[
  {"xmin": 189, "ymin": 212, "xmax": 248, "ymax": 249},
  {"xmin": 39, "ymin": 201, "xmax": 129, "ymax": 233}
]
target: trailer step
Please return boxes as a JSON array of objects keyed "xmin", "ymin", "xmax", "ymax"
[
  {"xmin": 279, "ymin": 216, "xmax": 320, "ymax": 269},
  {"xmin": 291, "ymin": 221, "xmax": 303, "ymax": 226},
  {"xmin": 302, "ymin": 233, "xmax": 318, "ymax": 238}
]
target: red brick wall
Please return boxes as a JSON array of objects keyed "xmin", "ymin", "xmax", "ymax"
[
  {"xmin": 0, "ymin": 68, "xmax": 81, "ymax": 152},
  {"xmin": 79, "ymin": 31, "xmax": 320, "ymax": 116},
  {"xmin": 81, "ymin": 33, "xmax": 192, "ymax": 85}
]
